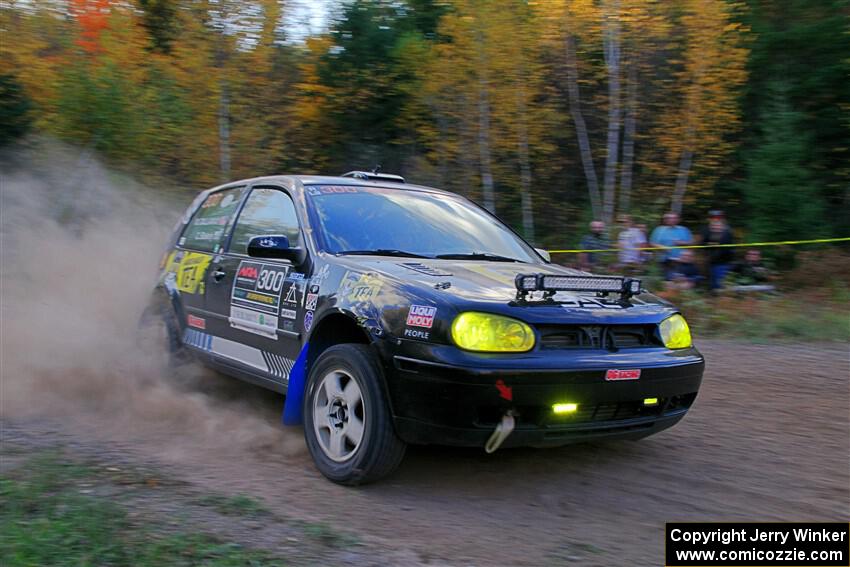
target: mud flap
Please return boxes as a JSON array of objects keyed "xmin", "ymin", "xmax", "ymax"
[{"xmin": 282, "ymin": 343, "xmax": 310, "ymax": 425}]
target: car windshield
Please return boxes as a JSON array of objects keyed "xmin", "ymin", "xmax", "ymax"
[{"xmin": 306, "ymin": 185, "xmax": 541, "ymax": 262}]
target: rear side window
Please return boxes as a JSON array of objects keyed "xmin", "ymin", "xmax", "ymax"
[
  {"xmin": 229, "ymin": 187, "xmax": 302, "ymax": 255},
  {"xmin": 180, "ymin": 187, "xmax": 245, "ymax": 252}
]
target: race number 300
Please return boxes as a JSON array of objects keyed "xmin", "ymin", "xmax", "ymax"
[{"xmin": 257, "ymin": 268, "xmax": 286, "ymax": 292}]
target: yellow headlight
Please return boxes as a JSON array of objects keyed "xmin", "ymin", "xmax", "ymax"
[
  {"xmin": 451, "ymin": 312, "xmax": 535, "ymax": 352},
  {"xmin": 659, "ymin": 314, "xmax": 692, "ymax": 349}
]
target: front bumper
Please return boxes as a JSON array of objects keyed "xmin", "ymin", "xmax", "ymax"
[{"xmin": 380, "ymin": 342, "xmax": 705, "ymax": 448}]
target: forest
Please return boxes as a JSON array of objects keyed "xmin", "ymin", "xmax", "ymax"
[{"xmin": 1, "ymin": 0, "xmax": 848, "ymax": 248}]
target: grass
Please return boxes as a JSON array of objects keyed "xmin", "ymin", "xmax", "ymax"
[
  {"xmin": 673, "ymin": 289, "xmax": 850, "ymax": 343},
  {"xmin": 299, "ymin": 521, "xmax": 361, "ymax": 549},
  {"xmin": 0, "ymin": 453, "xmax": 284, "ymax": 567}
]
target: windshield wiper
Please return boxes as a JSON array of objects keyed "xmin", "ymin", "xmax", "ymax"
[
  {"xmin": 338, "ymin": 249, "xmax": 431, "ymax": 259},
  {"xmin": 435, "ymin": 252, "xmax": 526, "ymax": 263}
]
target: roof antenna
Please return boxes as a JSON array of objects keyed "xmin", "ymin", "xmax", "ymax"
[{"xmin": 371, "ymin": 164, "xmax": 381, "ymax": 174}]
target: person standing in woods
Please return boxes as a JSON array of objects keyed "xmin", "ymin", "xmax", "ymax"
[
  {"xmin": 701, "ymin": 210, "xmax": 735, "ymax": 290},
  {"xmin": 650, "ymin": 212, "xmax": 693, "ymax": 277},
  {"xmin": 578, "ymin": 220, "xmax": 609, "ymax": 272},
  {"xmin": 616, "ymin": 215, "xmax": 647, "ymax": 273}
]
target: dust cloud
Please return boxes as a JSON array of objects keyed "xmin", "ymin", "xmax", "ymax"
[{"xmin": 0, "ymin": 141, "xmax": 304, "ymax": 459}]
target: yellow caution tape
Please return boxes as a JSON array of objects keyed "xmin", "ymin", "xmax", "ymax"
[{"xmin": 549, "ymin": 236, "xmax": 850, "ymax": 254}]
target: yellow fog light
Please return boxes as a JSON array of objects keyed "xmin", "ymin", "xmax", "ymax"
[
  {"xmin": 643, "ymin": 398, "xmax": 658, "ymax": 406},
  {"xmin": 659, "ymin": 314, "xmax": 692, "ymax": 349},
  {"xmin": 553, "ymin": 403, "xmax": 578, "ymax": 414},
  {"xmin": 450, "ymin": 312, "xmax": 535, "ymax": 353}
]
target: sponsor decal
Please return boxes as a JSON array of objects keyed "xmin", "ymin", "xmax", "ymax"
[
  {"xmin": 187, "ymin": 314, "xmax": 206, "ymax": 330},
  {"xmin": 318, "ymin": 185, "xmax": 360, "ymax": 194},
  {"xmin": 605, "ymin": 368, "xmax": 641, "ymax": 381},
  {"xmin": 406, "ymin": 305, "xmax": 436, "ymax": 328},
  {"xmin": 186, "ymin": 331, "xmax": 294, "ymax": 377},
  {"xmin": 231, "ymin": 260, "xmax": 288, "ymax": 314},
  {"xmin": 283, "ymin": 282, "xmax": 299, "ymax": 305},
  {"xmin": 310, "ymin": 264, "xmax": 331, "ymax": 291},
  {"xmin": 258, "ymin": 236, "xmax": 277, "ymax": 248},
  {"xmin": 495, "ymin": 379, "xmax": 513, "ymax": 401},
  {"xmin": 183, "ymin": 328, "xmax": 213, "ymax": 351},
  {"xmin": 340, "ymin": 271, "xmax": 382, "ymax": 303},
  {"xmin": 191, "ymin": 229, "xmax": 223, "ymax": 242},
  {"xmin": 288, "ymin": 272, "xmax": 305, "ymax": 280},
  {"xmin": 303, "ymin": 310, "xmax": 314, "ymax": 332},
  {"xmin": 237, "ymin": 264, "xmax": 259, "ymax": 279},
  {"xmin": 190, "ymin": 216, "xmax": 230, "ymax": 227},
  {"xmin": 165, "ymin": 251, "xmax": 212, "ymax": 295},
  {"xmin": 305, "ymin": 293, "xmax": 318, "ymax": 311},
  {"xmin": 403, "ymin": 328, "xmax": 429, "ymax": 340},
  {"xmin": 229, "ymin": 260, "xmax": 291, "ymax": 337},
  {"xmin": 230, "ymin": 306, "xmax": 277, "ymax": 339}
]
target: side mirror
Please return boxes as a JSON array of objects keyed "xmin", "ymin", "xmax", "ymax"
[
  {"xmin": 247, "ymin": 235, "xmax": 306, "ymax": 265},
  {"xmin": 535, "ymin": 248, "xmax": 551, "ymax": 262}
]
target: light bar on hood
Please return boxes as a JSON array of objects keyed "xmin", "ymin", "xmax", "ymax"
[{"xmin": 514, "ymin": 273, "xmax": 642, "ymax": 302}]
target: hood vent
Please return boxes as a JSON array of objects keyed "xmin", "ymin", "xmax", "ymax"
[{"xmin": 400, "ymin": 262, "xmax": 453, "ymax": 277}]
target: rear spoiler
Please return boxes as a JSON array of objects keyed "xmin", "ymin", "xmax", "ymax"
[{"xmin": 514, "ymin": 273, "xmax": 642, "ymax": 302}]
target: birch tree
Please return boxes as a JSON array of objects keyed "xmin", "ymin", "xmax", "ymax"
[{"xmin": 656, "ymin": 0, "xmax": 748, "ymax": 214}]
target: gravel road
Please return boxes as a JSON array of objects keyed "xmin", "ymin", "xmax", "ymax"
[{"xmin": 2, "ymin": 340, "xmax": 848, "ymax": 566}]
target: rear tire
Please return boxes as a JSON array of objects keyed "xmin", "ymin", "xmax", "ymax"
[
  {"xmin": 137, "ymin": 301, "xmax": 190, "ymax": 369},
  {"xmin": 303, "ymin": 344, "xmax": 406, "ymax": 485}
]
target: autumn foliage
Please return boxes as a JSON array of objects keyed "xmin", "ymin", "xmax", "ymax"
[{"xmin": 1, "ymin": 0, "xmax": 847, "ymax": 246}]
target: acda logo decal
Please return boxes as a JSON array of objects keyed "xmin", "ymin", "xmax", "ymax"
[
  {"xmin": 238, "ymin": 265, "xmax": 259, "ymax": 279},
  {"xmin": 406, "ymin": 305, "xmax": 437, "ymax": 328},
  {"xmin": 605, "ymin": 369, "xmax": 641, "ymax": 381}
]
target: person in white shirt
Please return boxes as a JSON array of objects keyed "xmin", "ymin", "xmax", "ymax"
[{"xmin": 616, "ymin": 215, "xmax": 647, "ymax": 272}]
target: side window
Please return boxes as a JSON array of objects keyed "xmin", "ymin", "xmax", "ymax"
[
  {"xmin": 180, "ymin": 187, "xmax": 245, "ymax": 252},
  {"xmin": 229, "ymin": 187, "xmax": 302, "ymax": 255}
]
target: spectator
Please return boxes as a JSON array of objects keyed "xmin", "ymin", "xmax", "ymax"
[
  {"xmin": 649, "ymin": 212, "xmax": 693, "ymax": 276},
  {"xmin": 578, "ymin": 220, "xmax": 608, "ymax": 272},
  {"xmin": 616, "ymin": 215, "xmax": 647, "ymax": 273},
  {"xmin": 701, "ymin": 210, "xmax": 734, "ymax": 290},
  {"xmin": 731, "ymin": 249, "xmax": 770, "ymax": 285},
  {"xmin": 665, "ymin": 249, "xmax": 703, "ymax": 290}
]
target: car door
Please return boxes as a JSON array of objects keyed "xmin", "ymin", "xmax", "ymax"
[
  {"xmin": 166, "ymin": 185, "xmax": 247, "ymax": 335},
  {"xmin": 203, "ymin": 185, "xmax": 307, "ymax": 387}
]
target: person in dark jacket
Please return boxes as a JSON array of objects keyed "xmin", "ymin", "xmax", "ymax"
[
  {"xmin": 701, "ymin": 210, "xmax": 734, "ymax": 290},
  {"xmin": 578, "ymin": 220, "xmax": 609, "ymax": 272},
  {"xmin": 731, "ymin": 249, "xmax": 770, "ymax": 284}
]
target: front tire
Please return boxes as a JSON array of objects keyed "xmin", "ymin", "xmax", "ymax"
[{"xmin": 303, "ymin": 344, "xmax": 406, "ymax": 485}]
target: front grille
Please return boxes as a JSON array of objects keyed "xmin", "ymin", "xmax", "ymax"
[{"xmin": 539, "ymin": 324, "xmax": 660, "ymax": 350}]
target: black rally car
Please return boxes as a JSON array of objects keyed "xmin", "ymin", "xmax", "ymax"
[{"xmin": 149, "ymin": 171, "xmax": 704, "ymax": 484}]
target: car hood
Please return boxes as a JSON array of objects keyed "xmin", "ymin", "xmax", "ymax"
[{"xmin": 330, "ymin": 256, "xmax": 674, "ymax": 325}]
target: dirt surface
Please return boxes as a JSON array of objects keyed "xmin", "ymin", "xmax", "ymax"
[{"xmin": 2, "ymin": 340, "xmax": 848, "ymax": 566}]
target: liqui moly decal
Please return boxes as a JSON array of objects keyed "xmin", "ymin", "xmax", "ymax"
[{"xmin": 406, "ymin": 305, "xmax": 437, "ymax": 328}]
